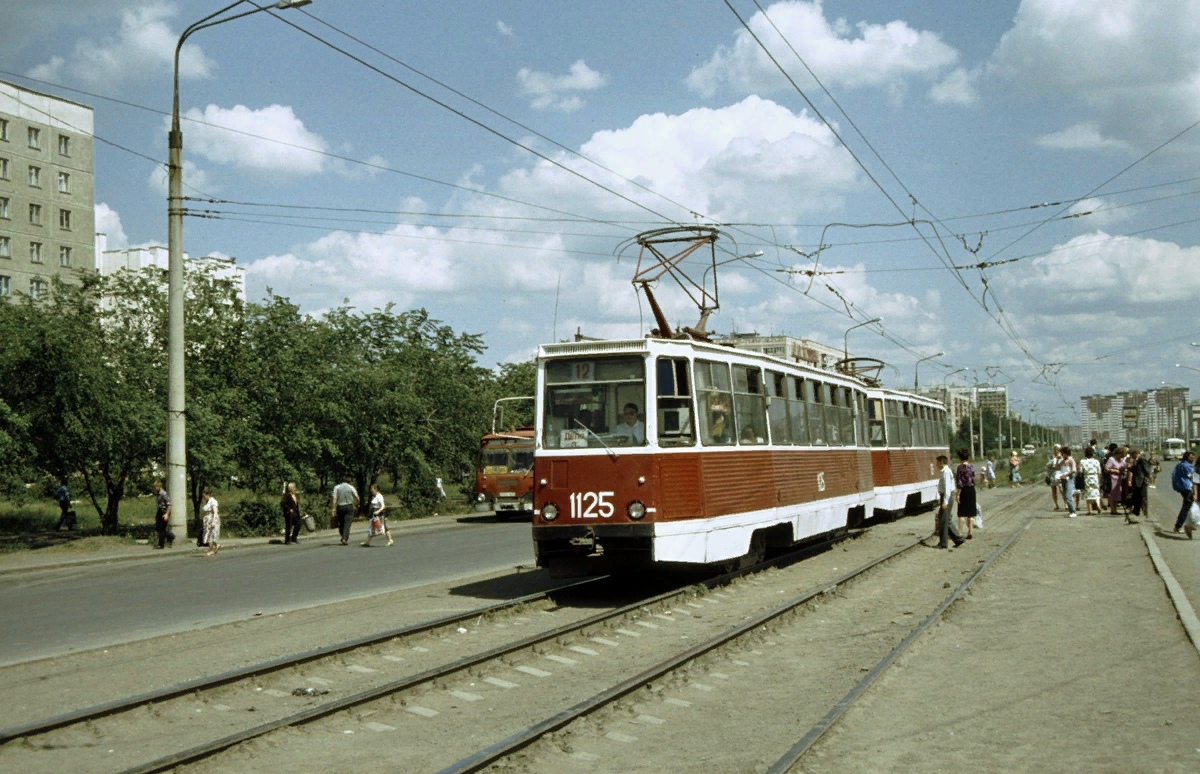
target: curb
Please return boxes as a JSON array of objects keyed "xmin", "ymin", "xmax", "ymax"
[
  {"xmin": 1139, "ymin": 523, "xmax": 1200, "ymax": 659},
  {"xmin": 0, "ymin": 513, "xmax": 495, "ymax": 577}
]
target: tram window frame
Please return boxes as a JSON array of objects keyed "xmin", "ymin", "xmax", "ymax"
[
  {"xmin": 868, "ymin": 398, "xmax": 887, "ymax": 447},
  {"xmin": 656, "ymin": 356, "xmax": 696, "ymax": 448},
  {"xmin": 732, "ymin": 364, "xmax": 768, "ymax": 445},
  {"xmin": 807, "ymin": 380, "xmax": 827, "ymax": 446},
  {"xmin": 788, "ymin": 376, "xmax": 810, "ymax": 445},
  {"xmin": 899, "ymin": 402, "xmax": 914, "ymax": 447},
  {"xmin": 542, "ymin": 356, "xmax": 647, "ymax": 450},
  {"xmin": 695, "ymin": 359, "xmax": 735, "ymax": 446},
  {"xmin": 856, "ymin": 392, "xmax": 868, "ymax": 447},
  {"xmin": 767, "ymin": 371, "xmax": 792, "ymax": 445},
  {"xmin": 912, "ymin": 405, "xmax": 925, "ymax": 446},
  {"xmin": 839, "ymin": 387, "xmax": 856, "ymax": 446},
  {"xmin": 885, "ymin": 400, "xmax": 901, "ymax": 447}
]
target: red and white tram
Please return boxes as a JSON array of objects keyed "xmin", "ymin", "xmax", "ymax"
[{"xmin": 531, "ymin": 338, "xmax": 949, "ymax": 577}]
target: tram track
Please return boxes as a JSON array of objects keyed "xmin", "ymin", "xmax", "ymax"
[
  {"xmin": 434, "ymin": 486, "xmax": 1040, "ymax": 773},
  {"xmin": 0, "ymin": 530, "xmax": 855, "ymax": 774}
]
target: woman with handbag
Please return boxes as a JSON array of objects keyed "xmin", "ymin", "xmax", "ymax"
[{"xmin": 361, "ymin": 483, "xmax": 394, "ymax": 547}]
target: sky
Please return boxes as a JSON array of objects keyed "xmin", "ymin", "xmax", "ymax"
[{"xmin": 3, "ymin": 0, "xmax": 1200, "ymax": 425}]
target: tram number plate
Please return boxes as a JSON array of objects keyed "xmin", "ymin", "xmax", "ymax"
[{"xmin": 570, "ymin": 491, "xmax": 614, "ymax": 519}]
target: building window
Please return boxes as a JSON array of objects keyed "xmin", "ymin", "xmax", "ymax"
[
  {"xmin": 0, "ymin": 118, "xmax": 8, "ymax": 142},
  {"xmin": 30, "ymin": 278, "xmax": 47, "ymax": 300},
  {"xmin": 59, "ymin": 209, "xmax": 70, "ymax": 230},
  {"xmin": 0, "ymin": 196, "xmax": 8, "ymax": 219},
  {"xmin": 58, "ymin": 134, "xmax": 71, "ymax": 156},
  {"xmin": 0, "ymin": 236, "xmax": 9, "ymax": 258},
  {"xmin": 0, "ymin": 157, "xmax": 8, "ymax": 179},
  {"xmin": 28, "ymin": 165, "xmax": 40, "ymax": 187},
  {"xmin": 0, "ymin": 275, "xmax": 9, "ymax": 297},
  {"xmin": 59, "ymin": 246, "xmax": 72, "ymax": 266},
  {"xmin": 27, "ymin": 127, "xmax": 40, "ymax": 149},
  {"xmin": 30, "ymin": 241, "xmax": 42, "ymax": 263},
  {"xmin": 57, "ymin": 171, "xmax": 70, "ymax": 193},
  {"xmin": 29, "ymin": 203, "xmax": 42, "ymax": 226}
]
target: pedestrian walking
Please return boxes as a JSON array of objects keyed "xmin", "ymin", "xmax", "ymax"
[
  {"xmin": 1126, "ymin": 448, "xmax": 1152, "ymax": 524},
  {"xmin": 1008, "ymin": 449, "xmax": 1022, "ymax": 487},
  {"xmin": 1055, "ymin": 446, "xmax": 1078, "ymax": 518},
  {"xmin": 1080, "ymin": 446, "xmax": 1103, "ymax": 515},
  {"xmin": 1100, "ymin": 443, "xmax": 1118, "ymax": 509},
  {"xmin": 1172, "ymin": 450, "xmax": 1196, "ymax": 535},
  {"xmin": 983, "ymin": 456, "xmax": 997, "ymax": 489},
  {"xmin": 936, "ymin": 454, "xmax": 964, "ymax": 549},
  {"xmin": 330, "ymin": 477, "xmax": 360, "ymax": 546},
  {"xmin": 152, "ymin": 480, "xmax": 174, "ymax": 549},
  {"xmin": 1148, "ymin": 451, "xmax": 1161, "ymax": 488},
  {"xmin": 1106, "ymin": 446, "xmax": 1128, "ymax": 517},
  {"xmin": 1046, "ymin": 444, "xmax": 1063, "ymax": 510},
  {"xmin": 361, "ymin": 483, "xmax": 394, "ymax": 547},
  {"xmin": 52, "ymin": 480, "xmax": 75, "ymax": 530},
  {"xmin": 281, "ymin": 482, "xmax": 301, "ymax": 544},
  {"xmin": 201, "ymin": 489, "xmax": 221, "ymax": 556},
  {"xmin": 956, "ymin": 448, "xmax": 978, "ymax": 539}
]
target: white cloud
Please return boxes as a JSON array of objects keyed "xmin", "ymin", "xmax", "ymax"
[
  {"xmin": 688, "ymin": 0, "xmax": 959, "ymax": 99},
  {"xmin": 177, "ymin": 104, "xmax": 329, "ymax": 175},
  {"xmin": 94, "ymin": 203, "xmax": 128, "ymax": 250},
  {"xmin": 1035, "ymin": 122, "xmax": 1129, "ymax": 151},
  {"xmin": 929, "ymin": 67, "xmax": 979, "ymax": 106},
  {"xmin": 496, "ymin": 20, "xmax": 514, "ymax": 38},
  {"xmin": 27, "ymin": 2, "xmax": 213, "ymax": 88},
  {"xmin": 517, "ymin": 60, "xmax": 606, "ymax": 112},
  {"xmin": 989, "ymin": 0, "xmax": 1200, "ymax": 146}
]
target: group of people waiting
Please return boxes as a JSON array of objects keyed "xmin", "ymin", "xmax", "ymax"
[{"xmin": 1043, "ymin": 441, "xmax": 1159, "ymax": 522}]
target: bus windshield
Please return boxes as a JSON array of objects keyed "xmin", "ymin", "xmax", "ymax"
[{"xmin": 542, "ymin": 356, "xmax": 646, "ymax": 449}]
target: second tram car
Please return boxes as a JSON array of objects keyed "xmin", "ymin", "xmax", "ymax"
[{"xmin": 531, "ymin": 337, "xmax": 948, "ymax": 577}]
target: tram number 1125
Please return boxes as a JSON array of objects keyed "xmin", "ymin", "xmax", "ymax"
[{"xmin": 569, "ymin": 491, "xmax": 614, "ymax": 519}]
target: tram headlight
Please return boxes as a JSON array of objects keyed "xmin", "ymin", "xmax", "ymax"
[
  {"xmin": 542, "ymin": 502, "xmax": 559, "ymax": 522},
  {"xmin": 627, "ymin": 501, "xmax": 646, "ymax": 520}
]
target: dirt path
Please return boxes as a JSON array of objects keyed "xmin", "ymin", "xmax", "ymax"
[{"xmin": 801, "ymin": 512, "xmax": 1200, "ymax": 773}]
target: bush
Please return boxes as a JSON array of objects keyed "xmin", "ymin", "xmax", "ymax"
[{"xmin": 226, "ymin": 498, "xmax": 279, "ymax": 537}]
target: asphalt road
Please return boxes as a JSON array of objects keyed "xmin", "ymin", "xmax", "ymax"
[{"xmin": 0, "ymin": 519, "xmax": 535, "ymax": 667}]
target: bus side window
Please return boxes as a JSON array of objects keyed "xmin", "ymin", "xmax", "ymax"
[{"xmin": 656, "ymin": 357, "xmax": 695, "ymax": 447}]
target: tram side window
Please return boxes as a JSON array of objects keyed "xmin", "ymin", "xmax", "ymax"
[
  {"xmin": 767, "ymin": 371, "xmax": 792, "ymax": 445},
  {"xmin": 807, "ymin": 380, "xmax": 827, "ymax": 445},
  {"xmin": 732, "ymin": 365, "xmax": 768, "ymax": 445},
  {"xmin": 856, "ymin": 392, "xmax": 868, "ymax": 447},
  {"xmin": 695, "ymin": 359, "xmax": 734, "ymax": 446},
  {"xmin": 885, "ymin": 400, "xmax": 901, "ymax": 447},
  {"xmin": 913, "ymin": 405, "xmax": 925, "ymax": 446},
  {"xmin": 788, "ymin": 377, "xmax": 809, "ymax": 445},
  {"xmin": 839, "ymin": 387, "xmax": 856, "ymax": 445},
  {"xmin": 938, "ymin": 409, "xmax": 948, "ymax": 446},
  {"xmin": 656, "ymin": 357, "xmax": 695, "ymax": 447},
  {"xmin": 899, "ymin": 402, "xmax": 914, "ymax": 447},
  {"xmin": 868, "ymin": 398, "xmax": 886, "ymax": 447}
]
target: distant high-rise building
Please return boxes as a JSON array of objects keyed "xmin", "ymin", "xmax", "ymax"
[
  {"xmin": 975, "ymin": 385, "xmax": 1008, "ymax": 417},
  {"xmin": 95, "ymin": 241, "xmax": 246, "ymax": 301},
  {"xmin": 1079, "ymin": 387, "xmax": 1189, "ymax": 448},
  {"xmin": 0, "ymin": 80, "xmax": 95, "ymax": 300}
]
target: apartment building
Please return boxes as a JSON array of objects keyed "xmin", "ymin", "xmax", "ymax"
[{"xmin": 0, "ymin": 80, "xmax": 95, "ymax": 300}]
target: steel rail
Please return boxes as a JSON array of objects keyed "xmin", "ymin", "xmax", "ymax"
[
  {"xmin": 767, "ymin": 516, "xmax": 1037, "ymax": 773},
  {"xmin": 114, "ymin": 532, "xmax": 855, "ymax": 774},
  {"xmin": 0, "ymin": 576, "xmax": 601, "ymax": 745},
  {"xmin": 437, "ymin": 536, "xmax": 926, "ymax": 774}
]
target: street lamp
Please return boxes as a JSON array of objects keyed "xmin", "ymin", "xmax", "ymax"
[
  {"xmin": 842, "ymin": 317, "xmax": 881, "ymax": 362},
  {"xmin": 167, "ymin": 0, "xmax": 313, "ymax": 538},
  {"xmin": 913, "ymin": 352, "xmax": 944, "ymax": 390}
]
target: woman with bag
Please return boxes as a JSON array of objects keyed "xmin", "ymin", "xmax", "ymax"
[
  {"xmin": 955, "ymin": 449, "xmax": 978, "ymax": 540},
  {"xmin": 1055, "ymin": 446, "xmax": 1078, "ymax": 518},
  {"xmin": 281, "ymin": 482, "xmax": 301, "ymax": 544},
  {"xmin": 1008, "ymin": 450, "xmax": 1022, "ymax": 487},
  {"xmin": 361, "ymin": 483, "xmax": 394, "ymax": 547},
  {"xmin": 1080, "ymin": 446, "xmax": 1103, "ymax": 514}
]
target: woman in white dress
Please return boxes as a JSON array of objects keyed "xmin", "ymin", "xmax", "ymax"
[
  {"xmin": 361, "ymin": 483, "xmax": 394, "ymax": 547},
  {"xmin": 1079, "ymin": 446, "xmax": 1102, "ymax": 514},
  {"xmin": 201, "ymin": 489, "xmax": 221, "ymax": 556}
]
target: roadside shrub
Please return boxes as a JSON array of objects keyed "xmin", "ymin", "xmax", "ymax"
[{"xmin": 226, "ymin": 499, "xmax": 279, "ymax": 537}]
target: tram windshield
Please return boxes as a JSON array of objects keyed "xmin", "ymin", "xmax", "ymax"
[{"xmin": 542, "ymin": 356, "xmax": 647, "ymax": 449}]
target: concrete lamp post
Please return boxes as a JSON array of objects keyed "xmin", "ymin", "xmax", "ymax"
[
  {"xmin": 913, "ymin": 352, "xmax": 943, "ymax": 390},
  {"xmin": 167, "ymin": 0, "xmax": 313, "ymax": 538}
]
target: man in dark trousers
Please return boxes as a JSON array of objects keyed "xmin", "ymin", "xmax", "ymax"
[
  {"xmin": 152, "ymin": 480, "xmax": 174, "ymax": 548},
  {"xmin": 936, "ymin": 454, "xmax": 965, "ymax": 549},
  {"xmin": 52, "ymin": 481, "xmax": 75, "ymax": 530},
  {"xmin": 330, "ymin": 477, "xmax": 360, "ymax": 546}
]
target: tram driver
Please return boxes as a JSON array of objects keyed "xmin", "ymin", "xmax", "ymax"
[{"xmin": 612, "ymin": 402, "xmax": 646, "ymax": 444}]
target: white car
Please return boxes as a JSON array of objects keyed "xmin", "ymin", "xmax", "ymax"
[{"xmin": 1021, "ymin": 444, "xmax": 1036, "ymax": 456}]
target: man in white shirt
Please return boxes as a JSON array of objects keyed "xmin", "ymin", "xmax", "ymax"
[
  {"xmin": 612, "ymin": 402, "xmax": 646, "ymax": 444},
  {"xmin": 936, "ymin": 454, "xmax": 964, "ymax": 549}
]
